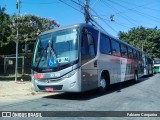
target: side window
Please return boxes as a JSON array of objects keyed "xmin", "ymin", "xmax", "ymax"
[
  {"xmin": 139, "ymin": 52, "xmax": 142, "ymax": 60},
  {"xmin": 100, "ymin": 34, "xmax": 111, "ymax": 54},
  {"xmin": 133, "ymin": 50, "xmax": 137, "ymax": 59},
  {"xmin": 111, "ymin": 40, "xmax": 121, "ymax": 57},
  {"xmin": 128, "ymin": 47, "xmax": 133, "ymax": 59},
  {"xmin": 120, "ymin": 44, "xmax": 128, "ymax": 58}
]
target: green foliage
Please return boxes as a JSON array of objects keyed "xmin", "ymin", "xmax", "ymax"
[
  {"xmin": 0, "ymin": 6, "xmax": 60, "ymax": 55},
  {"xmin": 118, "ymin": 26, "xmax": 160, "ymax": 58},
  {"xmin": 0, "ymin": 6, "xmax": 11, "ymax": 44}
]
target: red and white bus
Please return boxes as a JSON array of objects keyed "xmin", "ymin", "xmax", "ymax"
[{"xmin": 31, "ymin": 23, "xmax": 144, "ymax": 92}]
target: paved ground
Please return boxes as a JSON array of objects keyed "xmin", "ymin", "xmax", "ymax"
[{"xmin": 0, "ymin": 74, "xmax": 160, "ymax": 120}]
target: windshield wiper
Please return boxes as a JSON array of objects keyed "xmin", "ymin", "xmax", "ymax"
[
  {"xmin": 48, "ymin": 39, "xmax": 59, "ymax": 66},
  {"xmin": 36, "ymin": 39, "xmax": 59, "ymax": 69},
  {"xmin": 36, "ymin": 47, "xmax": 47, "ymax": 69}
]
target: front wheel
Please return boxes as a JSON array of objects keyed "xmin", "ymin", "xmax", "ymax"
[{"xmin": 99, "ymin": 74, "xmax": 108, "ymax": 93}]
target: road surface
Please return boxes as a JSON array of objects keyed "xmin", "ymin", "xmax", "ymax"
[{"xmin": 0, "ymin": 74, "xmax": 160, "ymax": 120}]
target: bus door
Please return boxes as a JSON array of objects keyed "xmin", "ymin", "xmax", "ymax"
[{"xmin": 81, "ymin": 27, "xmax": 98, "ymax": 91}]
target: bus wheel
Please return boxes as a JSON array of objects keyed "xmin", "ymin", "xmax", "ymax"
[
  {"xmin": 99, "ymin": 74, "xmax": 108, "ymax": 93},
  {"xmin": 134, "ymin": 71, "xmax": 138, "ymax": 83}
]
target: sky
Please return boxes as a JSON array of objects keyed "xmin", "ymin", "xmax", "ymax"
[{"xmin": 0, "ymin": 0, "xmax": 160, "ymax": 37}]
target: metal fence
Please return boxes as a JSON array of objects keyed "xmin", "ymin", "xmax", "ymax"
[{"xmin": 0, "ymin": 53, "xmax": 32, "ymax": 75}]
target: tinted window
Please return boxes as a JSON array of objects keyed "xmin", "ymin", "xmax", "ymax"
[
  {"xmin": 81, "ymin": 28, "xmax": 98, "ymax": 56},
  {"xmin": 86, "ymin": 27, "xmax": 98, "ymax": 54},
  {"xmin": 81, "ymin": 33, "xmax": 89, "ymax": 55},
  {"xmin": 100, "ymin": 34, "xmax": 111, "ymax": 54},
  {"xmin": 120, "ymin": 44, "xmax": 128, "ymax": 58},
  {"xmin": 133, "ymin": 50, "xmax": 138, "ymax": 59},
  {"xmin": 128, "ymin": 47, "xmax": 133, "ymax": 59},
  {"xmin": 111, "ymin": 40, "xmax": 121, "ymax": 57},
  {"xmin": 81, "ymin": 27, "xmax": 98, "ymax": 64},
  {"xmin": 139, "ymin": 52, "xmax": 142, "ymax": 60}
]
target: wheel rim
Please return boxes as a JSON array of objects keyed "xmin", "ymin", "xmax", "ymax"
[
  {"xmin": 100, "ymin": 77, "xmax": 106, "ymax": 88},
  {"xmin": 135, "ymin": 73, "xmax": 138, "ymax": 81}
]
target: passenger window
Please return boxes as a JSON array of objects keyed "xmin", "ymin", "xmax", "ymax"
[
  {"xmin": 133, "ymin": 50, "xmax": 138, "ymax": 59},
  {"xmin": 111, "ymin": 40, "xmax": 121, "ymax": 57},
  {"xmin": 139, "ymin": 52, "xmax": 142, "ymax": 60},
  {"xmin": 128, "ymin": 47, "xmax": 133, "ymax": 59},
  {"xmin": 120, "ymin": 44, "xmax": 128, "ymax": 58},
  {"xmin": 100, "ymin": 34, "xmax": 111, "ymax": 54}
]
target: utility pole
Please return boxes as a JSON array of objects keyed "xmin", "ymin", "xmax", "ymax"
[
  {"xmin": 15, "ymin": 0, "xmax": 20, "ymax": 82},
  {"xmin": 84, "ymin": 0, "xmax": 90, "ymax": 24}
]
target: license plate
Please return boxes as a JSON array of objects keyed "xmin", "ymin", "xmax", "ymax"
[{"xmin": 45, "ymin": 87, "xmax": 54, "ymax": 92}]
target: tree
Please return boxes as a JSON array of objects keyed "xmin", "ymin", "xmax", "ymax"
[
  {"xmin": 0, "ymin": 6, "xmax": 11, "ymax": 45},
  {"xmin": 0, "ymin": 11, "xmax": 60, "ymax": 55},
  {"xmin": 118, "ymin": 26, "xmax": 160, "ymax": 58},
  {"xmin": 10, "ymin": 14, "xmax": 60, "ymax": 42}
]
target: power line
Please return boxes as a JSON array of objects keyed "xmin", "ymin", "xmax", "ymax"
[
  {"xmin": 70, "ymin": 0, "xmax": 83, "ymax": 7},
  {"xmin": 118, "ymin": 0, "xmax": 160, "ymax": 13},
  {"xmin": 77, "ymin": 0, "xmax": 85, "ymax": 11},
  {"xmin": 91, "ymin": 0, "xmax": 100, "ymax": 8},
  {"xmin": 90, "ymin": 7, "xmax": 118, "ymax": 34},
  {"xmin": 21, "ymin": 1, "xmax": 60, "ymax": 4},
  {"xmin": 99, "ymin": 17, "xmax": 132, "ymax": 29},
  {"xmin": 90, "ymin": 18, "xmax": 107, "ymax": 33},
  {"xmin": 58, "ymin": 0, "xmax": 84, "ymax": 14},
  {"xmin": 69, "ymin": 0, "xmax": 85, "ymax": 14},
  {"xmin": 108, "ymin": 0, "xmax": 160, "ymax": 23},
  {"xmin": 100, "ymin": 0, "xmax": 137, "ymax": 26}
]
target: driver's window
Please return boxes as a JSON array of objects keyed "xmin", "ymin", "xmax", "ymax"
[
  {"xmin": 88, "ymin": 35, "xmax": 95, "ymax": 56},
  {"xmin": 81, "ymin": 27, "xmax": 97, "ymax": 64},
  {"xmin": 81, "ymin": 33, "xmax": 89, "ymax": 55}
]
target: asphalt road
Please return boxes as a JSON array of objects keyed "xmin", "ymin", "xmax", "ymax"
[{"xmin": 0, "ymin": 73, "xmax": 160, "ymax": 120}]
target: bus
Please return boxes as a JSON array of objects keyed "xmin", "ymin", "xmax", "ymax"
[
  {"xmin": 153, "ymin": 58, "xmax": 160, "ymax": 73},
  {"xmin": 142, "ymin": 54, "xmax": 153, "ymax": 76},
  {"xmin": 31, "ymin": 23, "xmax": 144, "ymax": 93}
]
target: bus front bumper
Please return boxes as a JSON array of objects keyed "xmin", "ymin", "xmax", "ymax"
[{"xmin": 32, "ymin": 69, "xmax": 82, "ymax": 92}]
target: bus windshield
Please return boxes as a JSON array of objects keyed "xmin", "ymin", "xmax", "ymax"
[{"xmin": 32, "ymin": 27, "xmax": 78, "ymax": 68}]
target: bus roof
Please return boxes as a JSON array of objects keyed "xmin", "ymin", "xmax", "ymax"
[{"xmin": 39, "ymin": 23, "xmax": 142, "ymax": 52}]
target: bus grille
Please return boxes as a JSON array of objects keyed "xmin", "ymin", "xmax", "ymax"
[{"xmin": 37, "ymin": 85, "xmax": 63, "ymax": 90}]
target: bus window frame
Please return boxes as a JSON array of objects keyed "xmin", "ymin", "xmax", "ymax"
[
  {"xmin": 111, "ymin": 39, "xmax": 121, "ymax": 57},
  {"xmin": 100, "ymin": 34, "xmax": 112, "ymax": 55},
  {"xmin": 120, "ymin": 43, "xmax": 128, "ymax": 58}
]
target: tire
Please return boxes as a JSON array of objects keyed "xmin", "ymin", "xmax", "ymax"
[{"xmin": 99, "ymin": 74, "xmax": 109, "ymax": 93}]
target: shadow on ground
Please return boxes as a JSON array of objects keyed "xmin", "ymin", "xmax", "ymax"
[
  {"xmin": 43, "ymin": 75, "xmax": 153, "ymax": 101},
  {"xmin": 0, "ymin": 74, "xmax": 31, "ymax": 81}
]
